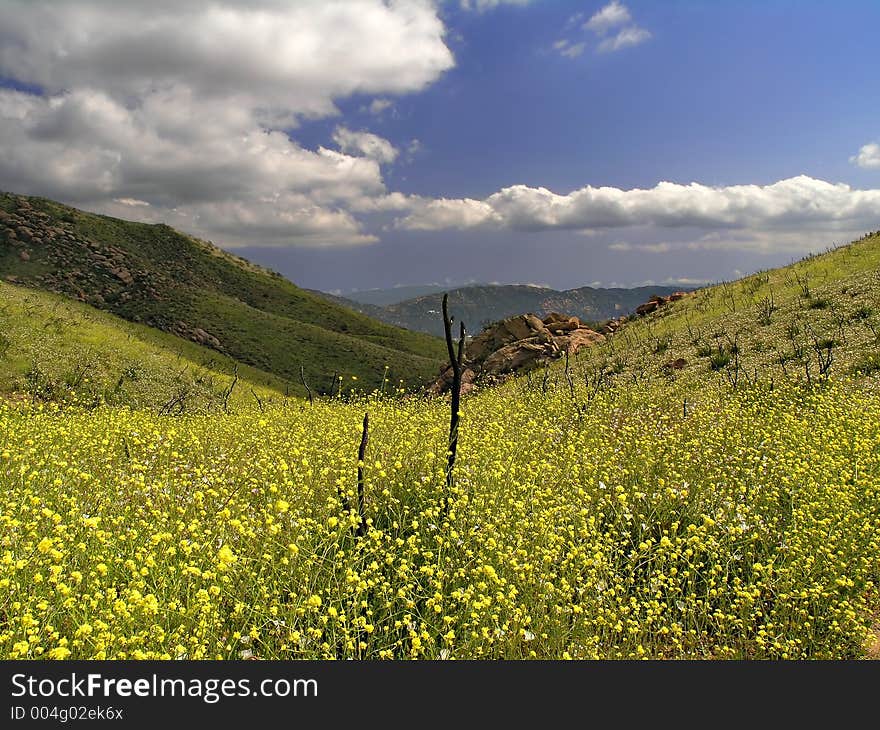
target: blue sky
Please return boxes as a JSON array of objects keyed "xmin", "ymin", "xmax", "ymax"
[{"xmin": 1, "ymin": 1, "xmax": 879, "ymax": 293}]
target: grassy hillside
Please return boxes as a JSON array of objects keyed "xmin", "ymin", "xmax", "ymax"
[
  {"xmin": 568, "ymin": 230, "xmax": 880, "ymax": 391},
  {"xmin": 0, "ymin": 281, "xmax": 286, "ymax": 411},
  {"xmin": 0, "ymin": 192, "xmax": 446, "ymax": 393},
  {"xmin": 323, "ymin": 283, "xmax": 686, "ymax": 337},
  {"xmin": 1, "ymin": 232, "xmax": 878, "ymax": 660}
]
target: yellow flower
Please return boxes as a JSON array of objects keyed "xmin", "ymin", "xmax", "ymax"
[{"xmin": 217, "ymin": 545, "xmax": 237, "ymax": 567}]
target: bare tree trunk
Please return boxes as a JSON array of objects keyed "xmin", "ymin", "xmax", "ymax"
[
  {"xmin": 356, "ymin": 412, "xmax": 369, "ymax": 537},
  {"xmin": 300, "ymin": 364, "xmax": 313, "ymax": 405},
  {"xmin": 441, "ymin": 293, "xmax": 466, "ymax": 504}
]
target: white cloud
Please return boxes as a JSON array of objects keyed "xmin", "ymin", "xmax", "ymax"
[
  {"xmin": 113, "ymin": 198, "xmax": 150, "ymax": 207},
  {"xmin": 396, "ymin": 176, "xmax": 880, "ymax": 249},
  {"xmin": 609, "ymin": 241, "xmax": 676, "ymax": 253},
  {"xmin": 553, "ymin": 40, "xmax": 586, "ymax": 59},
  {"xmin": 0, "ymin": 87, "xmax": 386, "ymax": 234},
  {"xmin": 91, "ymin": 194, "xmax": 377, "ymax": 248},
  {"xmin": 556, "ymin": 2, "xmax": 650, "ymax": 58},
  {"xmin": 584, "ymin": 1, "xmax": 631, "ymax": 34},
  {"xmin": 0, "ymin": 0, "xmax": 454, "ymax": 247},
  {"xmin": 348, "ymin": 192, "xmax": 421, "ymax": 214},
  {"xmin": 0, "ymin": 1, "xmax": 452, "ymax": 119},
  {"xmin": 851, "ymin": 142, "xmax": 880, "ymax": 169},
  {"xmin": 609, "ymin": 227, "xmax": 868, "ymax": 255},
  {"xmin": 365, "ymin": 98, "xmax": 394, "ymax": 116},
  {"xmin": 460, "ymin": 0, "xmax": 533, "ymax": 11},
  {"xmin": 397, "ymin": 198, "xmax": 500, "ymax": 230},
  {"xmin": 597, "ymin": 26, "xmax": 652, "ymax": 53},
  {"xmin": 332, "ymin": 126, "xmax": 399, "ymax": 164}
]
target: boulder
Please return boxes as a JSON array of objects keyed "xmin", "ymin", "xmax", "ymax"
[
  {"xmin": 191, "ymin": 328, "xmax": 221, "ymax": 348},
  {"xmin": 563, "ymin": 328, "xmax": 605, "ymax": 355},
  {"xmin": 542, "ymin": 312, "xmax": 568, "ymax": 326},
  {"xmin": 524, "ymin": 313, "xmax": 547, "ymax": 333},
  {"xmin": 110, "ymin": 267, "xmax": 134, "ymax": 285},
  {"xmin": 501, "ymin": 314, "xmax": 536, "ymax": 342},
  {"xmin": 635, "ymin": 301, "xmax": 659, "ymax": 316},
  {"xmin": 550, "ymin": 317, "xmax": 580, "ymax": 333},
  {"xmin": 427, "ymin": 366, "xmax": 476, "ymax": 396},
  {"xmin": 483, "ymin": 342, "xmax": 548, "ymax": 373},
  {"xmin": 663, "ymin": 358, "xmax": 688, "ymax": 370}
]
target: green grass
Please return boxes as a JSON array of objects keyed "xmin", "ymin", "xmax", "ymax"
[
  {"xmin": 568, "ymin": 231, "xmax": 880, "ymax": 392},
  {"xmin": 0, "ymin": 281, "xmax": 286, "ymax": 411},
  {"xmin": 0, "ymin": 192, "xmax": 447, "ymax": 394}
]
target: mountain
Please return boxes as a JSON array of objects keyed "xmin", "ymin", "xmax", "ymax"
[
  {"xmin": 325, "ymin": 283, "xmax": 688, "ymax": 338},
  {"xmin": 0, "ymin": 192, "xmax": 447, "ymax": 394},
  {"xmin": 344, "ymin": 284, "xmax": 446, "ymax": 307},
  {"xmin": 304, "ymin": 288, "xmax": 390, "ymax": 322}
]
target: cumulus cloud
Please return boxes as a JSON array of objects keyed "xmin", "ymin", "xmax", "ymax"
[
  {"xmin": 396, "ymin": 176, "xmax": 880, "ymax": 246},
  {"xmin": 0, "ymin": 0, "xmax": 452, "ymax": 119},
  {"xmin": 332, "ymin": 126, "xmax": 399, "ymax": 164},
  {"xmin": 851, "ymin": 142, "xmax": 880, "ymax": 170},
  {"xmin": 0, "ymin": 0, "xmax": 454, "ymax": 247},
  {"xmin": 584, "ymin": 1, "xmax": 631, "ymax": 34},
  {"xmin": 597, "ymin": 26, "xmax": 652, "ymax": 53},
  {"xmin": 397, "ymin": 198, "xmax": 500, "ymax": 230},
  {"xmin": 555, "ymin": 2, "xmax": 650, "ymax": 58}
]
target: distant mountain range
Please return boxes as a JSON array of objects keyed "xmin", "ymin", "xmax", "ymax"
[
  {"xmin": 345, "ymin": 284, "xmax": 446, "ymax": 307},
  {"xmin": 316, "ymin": 283, "xmax": 689, "ymax": 338}
]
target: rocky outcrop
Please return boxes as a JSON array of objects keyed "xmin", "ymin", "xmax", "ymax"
[
  {"xmin": 599, "ymin": 291, "xmax": 694, "ymax": 334},
  {"xmin": 170, "ymin": 322, "xmax": 222, "ymax": 349},
  {"xmin": 429, "ymin": 312, "xmax": 605, "ymax": 395}
]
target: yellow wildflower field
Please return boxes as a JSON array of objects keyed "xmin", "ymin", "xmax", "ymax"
[{"xmin": 2, "ymin": 373, "xmax": 878, "ymax": 659}]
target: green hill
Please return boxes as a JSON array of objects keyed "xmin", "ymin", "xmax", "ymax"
[
  {"xmin": 0, "ymin": 280, "xmax": 287, "ymax": 411},
  {"xmin": 0, "ymin": 192, "xmax": 446, "ymax": 394},
  {"xmin": 564, "ymin": 230, "xmax": 880, "ymax": 393}
]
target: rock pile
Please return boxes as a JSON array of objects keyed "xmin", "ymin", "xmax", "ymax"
[
  {"xmin": 599, "ymin": 291, "xmax": 692, "ymax": 334},
  {"xmin": 429, "ymin": 312, "xmax": 605, "ymax": 395}
]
